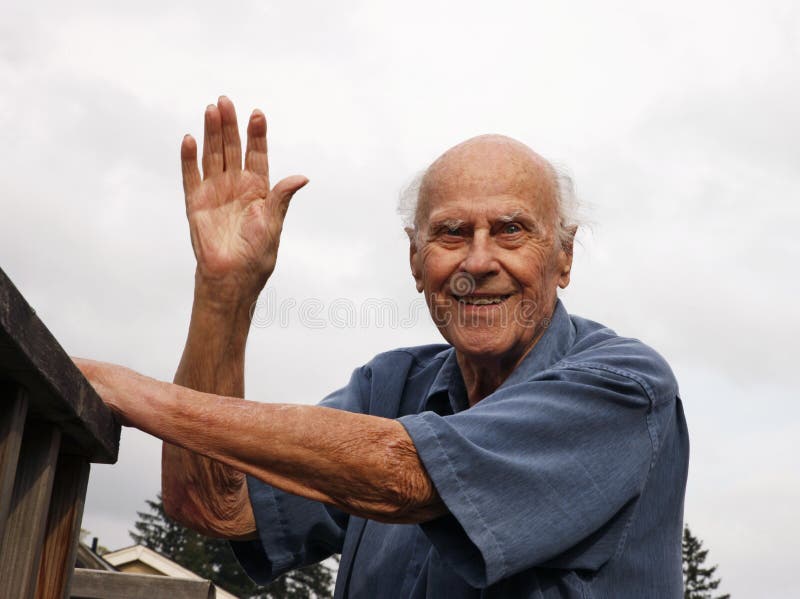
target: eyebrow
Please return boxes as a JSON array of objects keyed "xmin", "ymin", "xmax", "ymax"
[
  {"xmin": 427, "ymin": 218, "xmax": 467, "ymax": 231},
  {"xmin": 497, "ymin": 210, "xmax": 524, "ymax": 223},
  {"xmin": 426, "ymin": 210, "xmax": 544, "ymax": 235},
  {"xmin": 428, "ymin": 212, "xmax": 522, "ymax": 229}
]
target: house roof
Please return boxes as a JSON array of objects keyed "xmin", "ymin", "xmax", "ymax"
[{"xmin": 75, "ymin": 543, "xmax": 117, "ymax": 571}]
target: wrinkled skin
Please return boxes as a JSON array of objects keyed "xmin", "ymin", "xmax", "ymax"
[
  {"xmin": 411, "ymin": 135, "xmax": 574, "ymax": 402},
  {"xmin": 179, "ymin": 97, "xmax": 308, "ymax": 303}
]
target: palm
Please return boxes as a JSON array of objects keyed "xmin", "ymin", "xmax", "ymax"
[
  {"xmin": 188, "ymin": 171, "xmax": 271, "ymax": 275},
  {"xmin": 180, "ymin": 97, "xmax": 307, "ymax": 294}
]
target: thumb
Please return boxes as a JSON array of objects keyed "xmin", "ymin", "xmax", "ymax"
[{"xmin": 270, "ymin": 175, "xmax": 309, "ymax": 218}]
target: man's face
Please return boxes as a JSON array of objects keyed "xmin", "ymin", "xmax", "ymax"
[{"xmin": 410, "ymin": 136, "xmax": 573, "ymax": 367}]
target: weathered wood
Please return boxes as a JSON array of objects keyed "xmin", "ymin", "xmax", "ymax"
[
  {"xmin": 70, "ymin": 569, "xmax": 216, "ymax": 599},
  {"xmin": 35, "ymin": 454, "xmax": 91, "ymax": 599},
  {"xmin": 0, "ymin": 266, "xmax": 120, "ymax": 463},
  {"xmin": 0, "ymin": 383, "xmax": 28, "ymax": 541},
  {"xmin": 0, "ymin": 421, "xmax": 61, "ymax": 599}
]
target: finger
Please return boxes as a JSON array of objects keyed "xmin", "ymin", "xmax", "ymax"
[
  {"xmin": 244, "ymin": 109, "xmax": 268, "ymax": 179},
  {"xmin": 270, "ymin": 175, "xmax": 309, "ymax": 219},
  {"xmin": 181, "ymin": 134, "xmax": 201, "ymax": 200},
  {"xmin": 202, "ymin": 104, "xmax": 223, "ymax": 178},
  {"xmin": 217, "ymin": 95, "xmax": 242, "ymax": 171}
]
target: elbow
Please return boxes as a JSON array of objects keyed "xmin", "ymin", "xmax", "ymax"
[
  {"xmin": 161, "ymin": 475, "xmax": 257, "ymax": 540},
  {"xmin": 161, "ymin": 482, "xmax": 192, "ymax": 528},
  {"xmin": 372, "ymin": 433, "xmax": 446, "ymax": 524},
  {"xmin": 162, "ymin": 487, "xmax": 256, "ymax": 540},
  {"xmin": 376, "ymin": 479, "xmax": 446, "ymax": 524}
]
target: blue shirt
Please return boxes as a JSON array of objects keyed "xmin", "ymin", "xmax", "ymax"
[{"xmin": 232, "ymin": 301, "xmax": 689, "ymax": 598}]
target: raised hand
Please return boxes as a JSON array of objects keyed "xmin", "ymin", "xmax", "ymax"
[{"xmin": 180, "ymin": 96, "xmax": 308, "ymax": 303}]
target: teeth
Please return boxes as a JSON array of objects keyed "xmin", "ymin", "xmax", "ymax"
[{"xmin": 457, "ymin": 296, "xmax": 507, "ymax": 305}]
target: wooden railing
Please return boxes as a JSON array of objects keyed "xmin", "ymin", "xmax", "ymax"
[
  {"xmin": 0, "ymin": 267, "xmax": 217, "ymax": 598},
  {"xmin": 70, "ymin": 569, "xmax": 216, "ymax": 598}
]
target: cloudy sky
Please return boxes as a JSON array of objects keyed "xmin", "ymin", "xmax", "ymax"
[{"xmin": 2, "ymin": 0, "xmax": 798, "ymax": 595}]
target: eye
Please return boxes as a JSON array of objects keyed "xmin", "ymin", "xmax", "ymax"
[
  {"xmin": 441, "ymin": 225, "xmax": 466, "ymax": 237},
  {"xmin": 501, "ymin": 222, "xmax": 522, "ymax": 235}
]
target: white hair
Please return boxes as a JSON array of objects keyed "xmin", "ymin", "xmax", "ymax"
[
  {"xmin": 397, "ymin": 161, "xmax": 581, "ymax": 251},
  {"xmin": 397, "ymin": 169, "xmax": 427, "ymax": 232}
]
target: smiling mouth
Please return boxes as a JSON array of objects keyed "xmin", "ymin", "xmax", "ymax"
[{"xmin": 452, "ymin": 294, "xmax": 512, "ymax": 306}]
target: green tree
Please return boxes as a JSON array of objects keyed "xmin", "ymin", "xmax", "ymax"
[
  {"xmin": 683, "ymin": 524, "xmax": 730, "ymax": 599},
  {"xmin": 130, "ymin": 495, "xmax": 335, "ymax": 598}
]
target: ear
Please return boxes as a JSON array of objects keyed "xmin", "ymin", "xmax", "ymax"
[
  {"xmin": 557, "ymin": 226, "xmax": 577, "ymax": 289},
  {"xmin": 406, "ymin": 228, "xmax": 424, "ymax": 293}
]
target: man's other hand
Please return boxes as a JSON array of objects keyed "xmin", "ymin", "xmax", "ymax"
[{"xmin": 180, "ymin": 96, "xmax": 308, "ymax": 304}]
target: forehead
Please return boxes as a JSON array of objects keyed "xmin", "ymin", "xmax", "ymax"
[{"xmin": 418, "ymin": 136, "xmax": 558, "ymax": 227}]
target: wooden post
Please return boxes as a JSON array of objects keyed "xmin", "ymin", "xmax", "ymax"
[
  {"xmin": 35, "ymin": 454, "xmax": 91, "ymax": 599},
  {"xmin": 0, "ymin": 384, "xmax": 28, "ymax": 541},
  {"xmin": 1, "ymin": 267, "xmax": 120, "ymax": 598},
  {"xmin": 0, "ymin": 420, "xmax": 62, "ymax": 599}
]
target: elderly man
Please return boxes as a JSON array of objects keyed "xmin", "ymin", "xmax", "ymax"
[{"xmin": 77, "ymin": 96, "xmax": 688, "ymax": 598}]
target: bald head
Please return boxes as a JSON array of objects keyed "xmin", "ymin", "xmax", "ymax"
[
  {"xmin": 415, "ymin": 135, "xmax": 557, "ymax": 230},
  {"xmin": 404, "ymin": 135, "xmax": 577, "ymax": 249}
]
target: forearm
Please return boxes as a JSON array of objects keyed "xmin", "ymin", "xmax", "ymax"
[
  {"xmin": 146, "ymin": 375, "xmax": 444, "ymax": 524},
  {"xmin": 162, "ymin": 279, "xmax": 257, "ymax": 539},
  {"xmin": 173, "ymin": 280, "xmax": 253, "ymax": 393}
]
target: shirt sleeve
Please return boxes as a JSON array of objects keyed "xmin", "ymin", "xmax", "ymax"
[
  {"xmin": 230, "ymin": 365, "xmax": 371, "ymax": 584},
  {"xmin": 398, "ymin": 364, "xmax": 664, "ymax": 588}
]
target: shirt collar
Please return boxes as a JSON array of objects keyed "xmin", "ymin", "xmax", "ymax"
[
  {"xmin": 423, "ymin": 299, "xmax": 575, "ymax": 413},
  {"xmin": 498, "ymin": 298, "xmax": 575, "ymax": 389},
  {"xmin": 424, "ymin": 349, "xmax": 465, "ymax": 414}
]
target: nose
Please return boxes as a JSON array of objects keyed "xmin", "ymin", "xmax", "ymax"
[{"xmin": 460, "ymin": 230, "xmax": 499, "ymax": 278}]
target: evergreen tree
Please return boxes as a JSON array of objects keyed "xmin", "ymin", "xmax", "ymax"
[
  {"xmin": 682, "ymin": 524, "xmax": 730, "ymax": 599},
  {"xmin": 130, "ymin": 495, "xmax": 335, "ymax": 598}
]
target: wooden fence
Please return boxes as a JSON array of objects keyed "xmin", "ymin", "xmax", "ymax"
[{"xmin": 0, "ymin": 267, "xmax": 215, "ymax": 598}]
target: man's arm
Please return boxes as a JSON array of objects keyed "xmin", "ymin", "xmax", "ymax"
[
  {"xmin": 76, "ymin": 357, "xmax": 446, "ymax": 527},
  {"xmin": 161, "ymin": 287, "xmax": 256, "ymax": 540},
  {"xmin": 160, "ymin": 96, "xmax": 309, "ymax": 540},
  {"xmin": 117, "ymin": 96, "xmax": 444, "ymax": 540}
]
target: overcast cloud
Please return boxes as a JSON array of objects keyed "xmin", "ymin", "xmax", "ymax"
[{"xmin": 1, "ymin": 1, "xmax": 798, "ymax": 596}]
